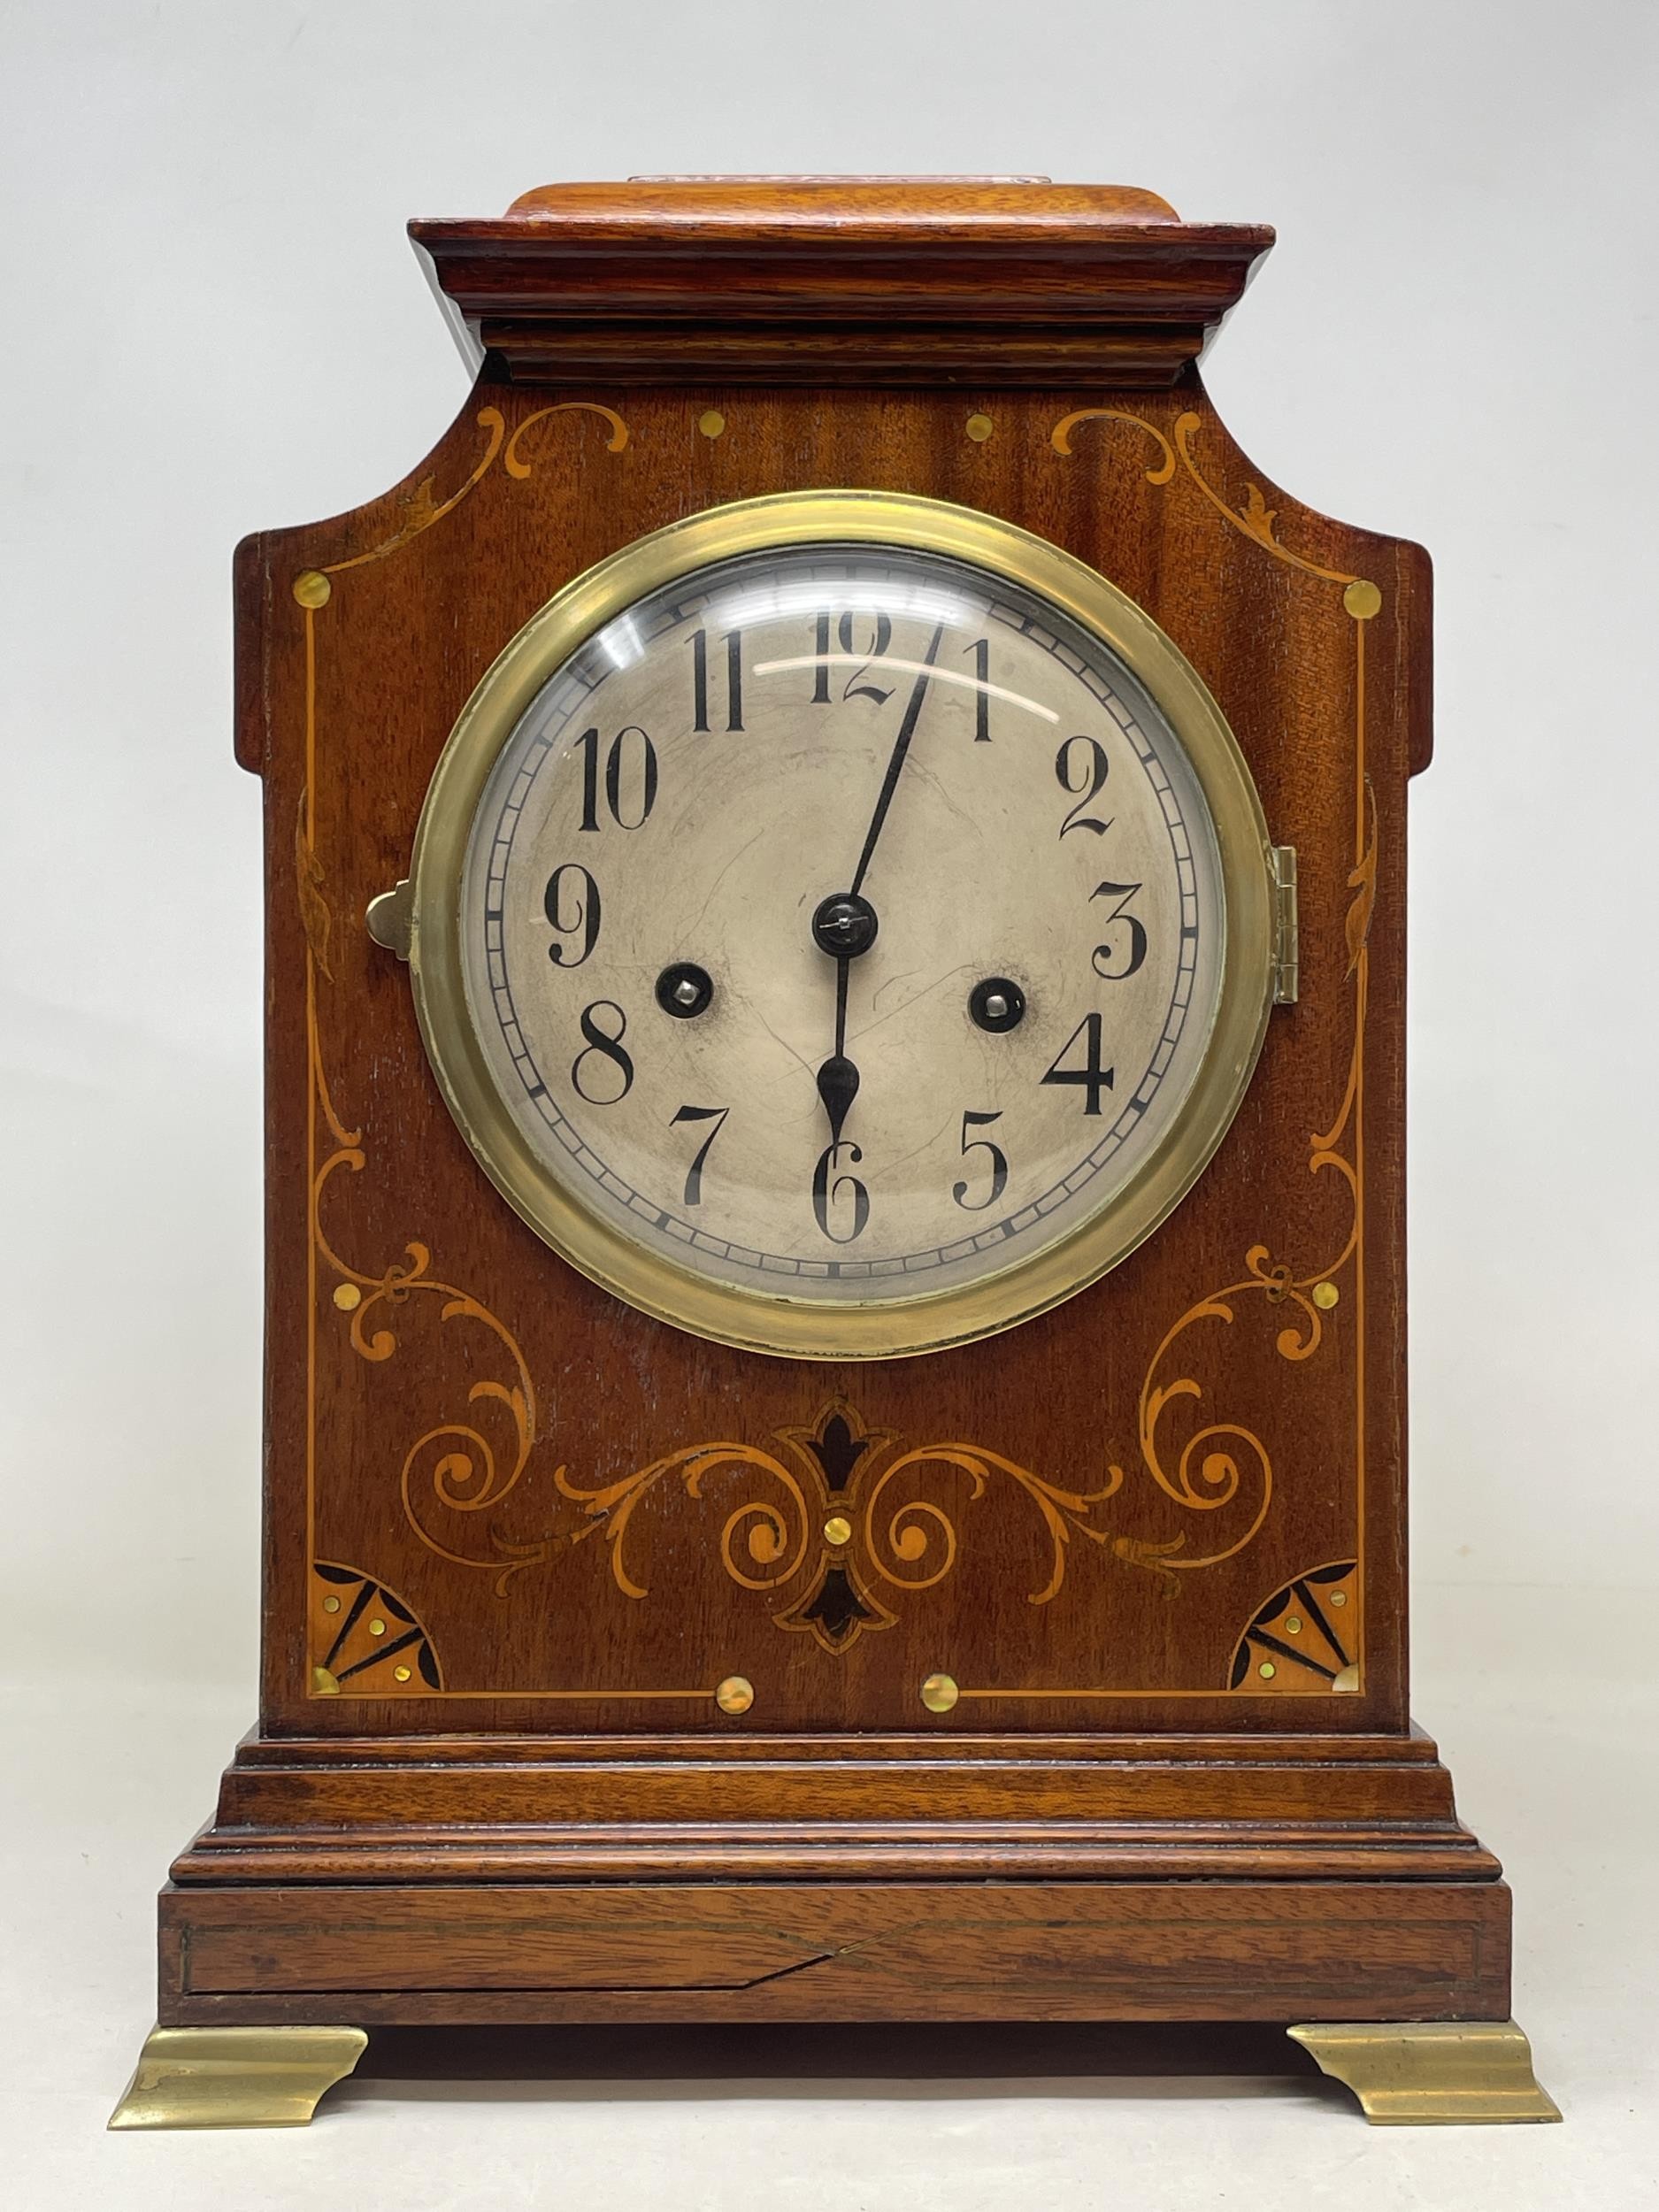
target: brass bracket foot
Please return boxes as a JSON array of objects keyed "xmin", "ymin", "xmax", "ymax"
[
  {"xmin": 1288, "ymin": 2019, "xmax": 1561, "ymax": 2125},
  {"xmin": 109, "ymin": 2024, "xmax": 368, "ymax": 2130}
]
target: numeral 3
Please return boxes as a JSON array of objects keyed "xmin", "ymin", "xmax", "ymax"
[{"xmin": 1090, "ymin": 879, "xmax": 1148, "ymax": 979}]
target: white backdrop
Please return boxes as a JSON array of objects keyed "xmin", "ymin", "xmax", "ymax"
[
  {"xmin": 4, "ymin": 0, "xmax": 1654, "ymax": 1684},
  {"xmin": 2, "ymin": 4, "xmax": 1656, "ymax": 2199}
]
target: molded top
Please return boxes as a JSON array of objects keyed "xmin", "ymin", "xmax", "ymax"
[
  {"xmin": 410, "ymin": 178, "xmax": 1271, "ymax": 389},
  {"xmin": 502, "ymin": 177, "xmax": 1187, "ymax": 226}
]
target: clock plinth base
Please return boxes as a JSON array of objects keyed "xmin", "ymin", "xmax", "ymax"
[
  {"xmin": 150, "ymin": 1720, "xmax": 1518, "ymax": 2070},
  {"xmin": 155, "ymin": 1874, "xmax": 1514, "ymax": 2031},
  {"xmin": 1287, "ymin": 2021, "xmax": 1561, "ymax": 2126},
  {"xmin": 142, "ymin": 1717, "xmax": 1537, "ymax": 2123},
  {"xmin": 107, "ymin": 2024, "xmax": 367, "ymax": 2131}
]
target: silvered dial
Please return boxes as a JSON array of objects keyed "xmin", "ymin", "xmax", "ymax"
[{"xmin": 456, "ymin": 541, "xmax": 1228, "ymax": 1314}]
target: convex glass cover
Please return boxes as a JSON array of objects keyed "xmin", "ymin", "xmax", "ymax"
[{"xmin": 402, "ymin": 494, "xmax": 1278, "ymax": 1356}]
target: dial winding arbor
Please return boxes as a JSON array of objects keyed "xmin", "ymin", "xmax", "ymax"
[{"xmin": 113, "ymin": 182, "xmax": 1556, "ymax": 2131}]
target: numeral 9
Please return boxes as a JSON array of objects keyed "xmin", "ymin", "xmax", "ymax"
[{"xmin": 543, "ymin": 864, "xmax": 601, "ymax": 967}]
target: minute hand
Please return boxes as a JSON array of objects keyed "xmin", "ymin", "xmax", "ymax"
[{"xmin": 848, "ymin": 623, "xmax": 945, "ymax": 899}]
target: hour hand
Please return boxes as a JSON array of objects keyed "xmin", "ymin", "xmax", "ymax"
[
  {"xmin": 810, "ymin": 896, "xmax": 878, "ymax": 1144},
  {"xmin": 815, "ymin": 1035, "xmax": 860, "ymax": 1146}
]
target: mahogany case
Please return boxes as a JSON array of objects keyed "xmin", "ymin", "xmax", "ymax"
[{"xmin": 157, "ymin": 181, "xmax": 1509, "ymax": 2034}]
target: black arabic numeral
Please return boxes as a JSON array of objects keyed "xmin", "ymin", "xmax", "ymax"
[
  {"xmin": 1090, "ymin": 879, "xmax": 1149, "ymax": 979},
  {"xmin": 964, "ymin": 636, "xmax": 992, "ymax": 742},
  {"xmin": 571, "ymin": 999, "xmax": 634, "ymax": 1104},
  {"xmin": 605, "ymin": 724, "xmax": 657, "ymax": 827},
  {"xmin": 670, "ymin": 1103, "xmax": 728, "ymax": 1206},
  {"xmin": 1055, "ymin": 734, "xmax": 1112, "ymax": 837},
  {"xmin": 542, "ymin": 863, "xmax": 602, "ymax": 967},
  {"xmin": 811, "ymin": 611, "xmax": 832, "ymax": 704},
  {"xmin": 811, "ymin": 607, "xmax": 894, "ymax": 706},
  {"xmin": 577, "ymin": 725, "xmax": 600, "ymax": 831},
  {"xmin": 812, "ymin": 1139, "xmax": 870, "ymax": 1243},
  {"xmin": 1040, "ymin": 1012, "xmax": 1115, "ymax": 1117},
  {"xmin": 951, "ymin": 1109, "xmax": 1008, "ymax": 1211},
  {"xmin": 575, "ymin": 725, "xmax": 658, "ymax": 832},
  {"xmin": 690, "ymin": 630, "xmax": 709, "ymax": 731},
  {"xmin": 690, "ymin": 627, "xmax": 743, "ymax": 733}
]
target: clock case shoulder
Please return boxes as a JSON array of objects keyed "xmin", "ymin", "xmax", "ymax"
[
  {"xmin": 234, "ymin": 434, "xmax": 1442, "ymax": 805},
  {"xmin": 232, "ymin": 178, "xmax": 1432, "ymax": 779},
  {"xmin": 1159, "ymin": 422, "xmax": 1434, "ymax": 780}
]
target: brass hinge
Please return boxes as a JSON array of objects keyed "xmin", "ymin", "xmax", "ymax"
[
  {"xmin": 365, "ymin": 878, "xmax": 413, "ymax": 962},
  {"xmin": 1271, "ymin": 845, "xmax": 1299, "ymax": 1006}
]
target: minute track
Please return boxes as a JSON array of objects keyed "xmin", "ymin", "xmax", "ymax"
[{"xmin": 469, "ymin": 544, "xmax": 1210, "ymax": 1287}]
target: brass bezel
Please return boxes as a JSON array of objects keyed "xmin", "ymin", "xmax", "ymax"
[{"xmin": 404, "ymin": 489, "xmax": 1277, "ymax": 1360}]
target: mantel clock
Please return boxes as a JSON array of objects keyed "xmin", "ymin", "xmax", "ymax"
[{"xmin": 111, "ymin": 180, "xmax": 1558, "ymax": 2131}]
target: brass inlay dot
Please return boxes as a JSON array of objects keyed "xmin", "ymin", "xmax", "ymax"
[
  {"xmin": 321, "ymin": 1594, "xmax": 341, "ymax": 1615},
  {"xmin": 1343, "ymin": 579, "xmax": 1382, "ymax": 621},
  {"xmin": 1312, "ymin": 1280, "xmax": 1340, "ymax": 1310},
  {"xmin": 965, "ymin": 413, "xmax": 994, "ymax": 442},
  {"xmin": 292, "ymin": 569, "xmax": 332, "ymax": 609},
  {"xmin": 333, "ymin": 1283, "xmax": 362, "ymax": 1311},
  {"xmin": 1330, "ymin": 1590, "xmax": 1348, "ymax": 1608},
  {"xmin": 1258, "ymin": 1661, "xmax": 1277, "ymax": 1679},
  {"xmin": 823, "ymin": 1515, "xmax": 852, "ymax": 1547},
  {"xmin": 368, "ymin": 1617, "xmax": 386, "ymax": 1637},
  {"xmin": 1286, "ymin": 1615, "xmax": 1302, "ymax": 1634},
  {"xmin": 394, "ymin": 1664, "xmax": 411, "ymax": 1683},
  {"xmin": 698, "ymin": 410, "xmax": 726, "ymax": 440},
  {"xmin": 921, "ymin": 1672, "xmax": 959, "ymax": 1714},
  {"xmin": 716, "ymin": 1675, "xmax": 754, "ymax": 1715}
]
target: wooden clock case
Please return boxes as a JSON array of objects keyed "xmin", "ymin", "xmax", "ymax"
[{"xmin": 118, "ymin": 182, "xmax": 1555, "ymax": 2128}]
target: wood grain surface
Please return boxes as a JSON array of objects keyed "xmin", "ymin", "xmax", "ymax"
[
  {"xmin": 171, "ymin": 1722, "xmax": 1497, "ymax": 1887},
  {"xmin": 150, "ymin": 183, "xmax": 1499, "ymax": 2041},
  {"xmin": 157, "ymin": 1880, "xmax": 1512, "ymax": 2028},
  {"xmin": 410, "ymin": 179, "xmax": 1271, "ymax": 385},
  {"xmin": 242, "ymin": 371, "xmax": 1423, "ymax": 1738}
]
